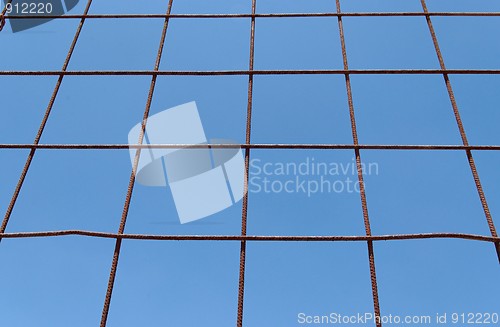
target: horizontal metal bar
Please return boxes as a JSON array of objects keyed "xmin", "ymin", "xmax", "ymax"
[
  {"xmin": 3, "ymin": 12, "xmax": 500, "ymax": 20},
  {"xmin": 0, "ymin": 230, "xmax": 498, "ymax": 243},
  {"xmin": 1, "ymin": 144, "xmax": 499, "ymax": 150},
  {"xmin": 0, "ymin": 69, "xmax": 499, "ymax": 76}
]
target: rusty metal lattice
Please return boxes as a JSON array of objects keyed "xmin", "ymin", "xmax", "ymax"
[{"xmin": 0, "ymin": 0, "xmax": 499, "ymax": 326}]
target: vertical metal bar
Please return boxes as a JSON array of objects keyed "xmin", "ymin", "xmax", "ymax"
[
  {"xmin": 98, "ymin": 1, "xmax": 175, "ymax": 326},
  {"xmin": 335, "ymin": 1, "xmax": 382, "ymax": 325},
  {"xmin": 420, "ymin": 0, "xmax": 500, "ymax": 263},
  {"xmin": 236, "ymin": 0, "xmax": 256, "ymax": 326},
  {"xmin": 0, "ymin": 0, "xmax": 13, "ymax": 31},
  {"xmin": 0, "ymin": 0, "xmax": 94, "ymax": 235}
]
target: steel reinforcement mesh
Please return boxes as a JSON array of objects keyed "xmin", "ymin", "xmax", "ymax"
[{"xmin": 1, "ymin": 0, "xmax": 499, "ymax": 326}]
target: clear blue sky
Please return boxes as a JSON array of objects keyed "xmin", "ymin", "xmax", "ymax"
[{"xmin": 0, "ymin": 0, "xmax": 499, "ymax": 326}]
